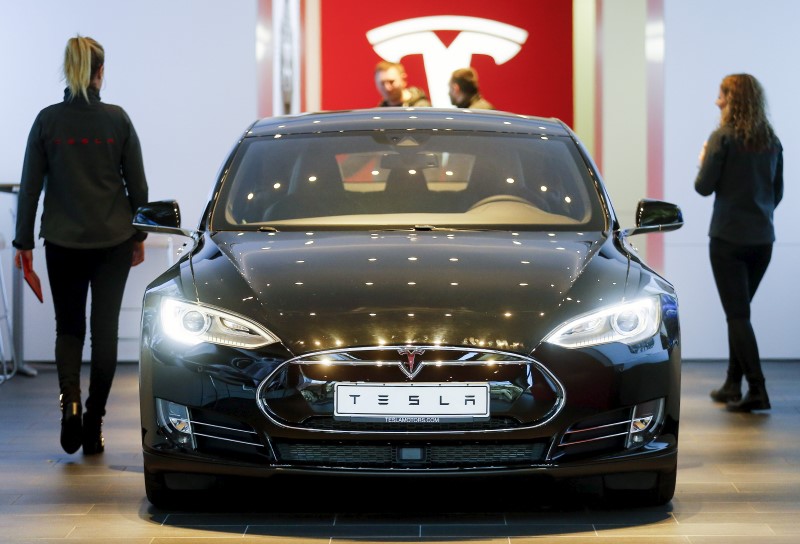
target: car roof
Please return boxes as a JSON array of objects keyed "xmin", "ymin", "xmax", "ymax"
[{"xmin": 246, "ymin": 107, "xmax": 571, "ymax": 138}]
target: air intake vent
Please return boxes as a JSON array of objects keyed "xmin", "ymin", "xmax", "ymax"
[
  {"xmin": 553, "ymin": 407, "xmax": 632, "ymax": 459},
  {"xmin": 190, "ymin": 409, "xmax": 270, "ymax": 462},
  {"xmin": 274, "ymin": 441, "xmax": 547, "ymax": 468}
]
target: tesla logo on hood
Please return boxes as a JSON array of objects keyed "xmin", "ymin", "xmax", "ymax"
[{"xmin": 398, "ymin": 347, "xmax": 426, "ymax": 379}]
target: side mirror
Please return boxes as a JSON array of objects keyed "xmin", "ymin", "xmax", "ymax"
[
  {"xmin": 624, "ymin": 198, "xmax": 683, "ymax": 236},
  {"xmin": 133, "ymin": 200, "xmax": 193, "ymax": 237}
]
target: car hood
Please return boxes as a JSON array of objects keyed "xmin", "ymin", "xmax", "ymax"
[{"xmin": 190, "ymin": 230, "xmax": 635, "ymax": 355}]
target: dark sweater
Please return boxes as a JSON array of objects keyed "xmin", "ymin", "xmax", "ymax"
[
  {"xmin": 694, "ymin": 125, "xmax": 783, "ymax": 245},
  {"xmin": 13, "ymin": 87, "xmax": 148, "ymax": 250}
]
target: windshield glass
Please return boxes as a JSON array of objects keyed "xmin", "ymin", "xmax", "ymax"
[{"xmin": 210, "ymin": 130, "xmax": 606, "ymax": 231}]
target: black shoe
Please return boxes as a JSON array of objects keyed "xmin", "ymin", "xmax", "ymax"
[
  {"xmin": 82, "ymin": 413, "xmax": 105, "ymax": 455},
  {"xmin": 60, "ymin": 399, "xmax": 83, "ymax": 454},
  {"xmin": 726, "ymin": 386, "xmax": 771, "ymax": 412},
  {"xmin": 710, "ymin": 382, "xmax": 742, "ymax": 403}
]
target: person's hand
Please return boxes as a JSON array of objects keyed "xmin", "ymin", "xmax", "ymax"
[
  {"xmin": 698, "ymin": 140, "xmax": 708, "ymax": 166},
  {"xmin": 14, "ymin": 249, "xmax": 33, "ymax": 271},
  {"xmin": 131, "ymin": 241, "xmax": 145, "ymax": 267}
]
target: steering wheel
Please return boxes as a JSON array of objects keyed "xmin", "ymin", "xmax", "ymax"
[{"xmin": 467, "ymin": 194, "xmax": 534, "ymax": 211}]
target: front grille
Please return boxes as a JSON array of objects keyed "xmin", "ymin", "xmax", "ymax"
[
  {"xmin": 278, "ymin": 443, "xmax": 393, "ymax": 465},
  {"xmin": 430, "ymin": 443, "xmax": 545, "ymax": 465},
  {"xmin": 258, "ymin": 345, "xmax": 565, "ymax": 433},
  {"xmin": 274, "ymin": 441, "xmax": 547, "ymax": 468}
]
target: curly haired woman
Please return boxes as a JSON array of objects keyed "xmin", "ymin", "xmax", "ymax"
[{"xmin": 695, "ymin": 73, "xmax": 783, "ymax": 412}]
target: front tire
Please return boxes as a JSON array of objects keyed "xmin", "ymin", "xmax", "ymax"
[
  {"xmin": 144, "ymin": 466, "xmax": 218, "ymax": 510},
  {"xmin": 144, "ymin": 466, "xmax": 181, "ymax": 509},
  {"xmin": 602, "ymin": 467, "xmax": 677, "ymax": 507}
]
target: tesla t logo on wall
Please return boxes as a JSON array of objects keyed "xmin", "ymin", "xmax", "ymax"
[
  {"xmin": 367, "ymin": 16, "xmax": 528, "ymax": 108},
  {"xmin": 314, "ymin": 1, "xmax": 572, "ymax": 120}
]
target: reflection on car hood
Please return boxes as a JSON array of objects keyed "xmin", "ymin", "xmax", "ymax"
[{"xmin": 193, "ymin": 230, "xmax": 630, "ymax": 354}]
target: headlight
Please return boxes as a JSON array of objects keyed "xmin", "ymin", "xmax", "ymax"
[
  {"xmin": 159, "ymin": 298, "xmax": 279, "ymax": 348},
  {"xmin": 544, "ymin": 296, "xmax": 661, "ymax": 348}
]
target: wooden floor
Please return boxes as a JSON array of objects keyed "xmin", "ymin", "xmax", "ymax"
[{"xmin": 1, "ymin": 360, "xmax": 800, "ymax": 543}]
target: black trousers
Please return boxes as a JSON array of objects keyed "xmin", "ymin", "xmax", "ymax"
[
  {"xmin": 45, "ymin": 239, "xmax": 134, "ymax": 417},
  {"xmin": 709, "ymin": 237, "xmax": 772, "ymax": 387}
]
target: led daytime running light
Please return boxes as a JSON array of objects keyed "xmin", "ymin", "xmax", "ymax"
[
  {"xmin": 160, "ymin": 298, "xmax": 279, "ymax": 348},
  {"xmin": 545, "ymin": 296, "xmax": 660, "ymax": 348}
]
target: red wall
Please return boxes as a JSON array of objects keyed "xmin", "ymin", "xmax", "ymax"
[{"xmin": 319, "ymin": 0, "xmax": 573, "ymax": 124}]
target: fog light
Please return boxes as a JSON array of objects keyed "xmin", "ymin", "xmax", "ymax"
[
  {"xmin": 626, "ymin": 398, "xmax": 664, "ymax": 449},
  {"xmin": 156, "ymin": 398, "xmax": 195, "ymax": 448}
]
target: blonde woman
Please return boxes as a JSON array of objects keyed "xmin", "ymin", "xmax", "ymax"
[
  {"xmin": 13, "ymin": 35, "xmax": 149, "ymax": 453},
  {"xmin": 695, "ymin": 73, "xmax": 783, "ymax": 412}
]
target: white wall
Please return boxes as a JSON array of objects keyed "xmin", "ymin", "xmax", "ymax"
[
  {"xmin": 599, "ymin": 0, "xmax": 648, "ymax": 231},
  {"xmin": 1, "ymin": 0, "xmax": 797, "ymax": 362},
  {"xmin": 0, "ymin": 0, "xmax": 258, "ymax": 361},
  {"xmin": 663, "ymin": 0, "xmax": 800, "ymax": 360}
]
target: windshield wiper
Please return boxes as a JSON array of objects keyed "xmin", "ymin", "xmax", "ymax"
[
  {"xmin": 374, "ymin": 225, "xmax": 492, "ymax": 232},
  {"xmin": 413, "ymin": 225, "xmax": 499, "ymax": 232},
  {"xmin": 258, "ymin": 226, "xmax": 279, "ymax": 232}
]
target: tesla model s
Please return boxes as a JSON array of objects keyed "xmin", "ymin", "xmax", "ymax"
[{"xmin": 133, "ymin": 107, "xmax": 683, "ymax": 508}]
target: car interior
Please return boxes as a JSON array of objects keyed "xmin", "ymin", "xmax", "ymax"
[{"xmin": 218, "ymin": 134, "xmax": 597, "ymax": 229}]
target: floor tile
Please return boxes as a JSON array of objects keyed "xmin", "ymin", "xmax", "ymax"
[{"xmin": 2, "ymin": 361, "xmax": 800, "ymax": 542}]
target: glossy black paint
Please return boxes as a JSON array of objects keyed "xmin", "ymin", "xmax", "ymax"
[
  {"xmin": 136, "ymin": 108, "xmax": 682, "ymax": 508},
  {"xmin": 201, "ymin": 230, "xmax": 629, "ymax": 352}
]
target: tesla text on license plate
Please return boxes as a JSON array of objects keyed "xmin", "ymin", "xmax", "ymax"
[{"xmin": 334, "ymin": 383, "xmax": 490, "ymax": 422}]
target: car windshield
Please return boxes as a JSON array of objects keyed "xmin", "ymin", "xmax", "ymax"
[{"xmin": 210, "ymin": 130, "xmax": 606, "ymax": 231}]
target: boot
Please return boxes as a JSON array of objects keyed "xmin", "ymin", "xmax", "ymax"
[
  {"xmin": 82, "ymin": 412, "xmax": 105, "ymax": 455},
  {"xmin": 60, "ymin": 397, "xmax": 83, "ymax": 454},
  {"xmin": 726, "ymin": 383, "xmax": 771, "ymax": 412},
  {"xmin": 710, "ymin": 380, "xmax": 742, "ymax": 403}
]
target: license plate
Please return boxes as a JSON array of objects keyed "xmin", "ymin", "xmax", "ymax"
[{"xmin": 334, "ymin": 383, "xmax": 490, "ymax": 422}]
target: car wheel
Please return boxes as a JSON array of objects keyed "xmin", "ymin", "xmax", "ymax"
[
  {"xmin": 144, "ymin": 467, "xmax": 218, "ymax": 510},
  {"xmin": 602, "ymin": 467, "xmax": 677, "ymax": 507},
  {"xmin": 649, "ymin": 467, "xmax": 678, "ymax": 506},
  {"xmin": 144, "ymin": 467, "xmax": 181, "ymax": 509}
]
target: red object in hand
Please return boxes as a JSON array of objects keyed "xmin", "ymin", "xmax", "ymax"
[{"xmin": 21, "ymin": 258, "xmax": 43, "ymax": 303}]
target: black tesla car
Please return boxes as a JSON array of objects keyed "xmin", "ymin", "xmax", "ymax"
[{"xmin": 134, "ymin": 108, "xmax": 683, "ymax": 508}]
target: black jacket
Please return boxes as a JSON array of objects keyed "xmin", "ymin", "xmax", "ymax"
[
  {"xmin": 694, "ymin": 125, "xmax": 783, "ymax": 245},
  {"xmin": 13, "ymin": 87, "xmax": 148, "ymax": 250}
]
